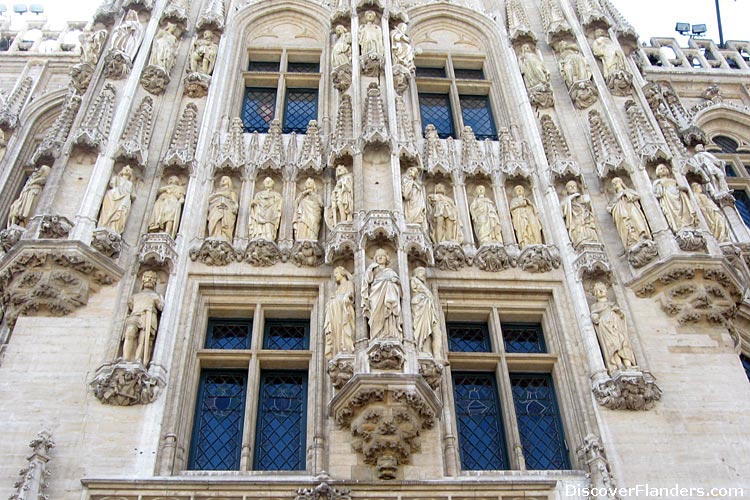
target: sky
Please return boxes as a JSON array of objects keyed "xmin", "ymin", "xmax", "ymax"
[{"xmin": 8, "ymin": 0, "xmax": 750, "ymax": 46}]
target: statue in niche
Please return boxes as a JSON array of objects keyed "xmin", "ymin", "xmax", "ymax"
[
  {"xmin": 555, "ymin": 40, "xmax": 592, "ymax": 86},
  {"xmin": 470, "ymin": 185, "xmax": 504, "ymax": 246},
  {"xmin": 390, "ymin": 22, "xmax": 415, "ymax": 72},
  {"xmin": 149, "ymin": 22, "xmax": 179, "ymax": 72},
  {"xmin": 332, "ymin": 25, "xmax": 352, "ymax": 68},
  {"xmin": 294, "ymin": 177, "xmax": 324, "ymax": 241},
  {"xmin": 148, "ymin": 175, "xmax": 186, "ymax": 239},
  {"xmin": 6, "ymin": 165, "xmax": 50, "ymax": 229},
  {"xmin": 518, "ymin": 43, "xmax": 550, "ymax": 89},
  {"xmin": 693, "ymin": 144, "xmax": 730, "ymax": 195},
  {"xmin": 189, "ymin": 30, "xmax": 218, "ymax": 75},
  {"xmin": 207, "ymin": 176, "xmax": 238, "ymax": 240},
  {"xmin": 121, "ymin": 270, "xmax": 164, "ymax": 367},
  {"xmin": 428, "ymin": 183, "xmax": 463, "ymax": 244},
  {"xmin": 410, "ymin": 267, "xmax": 443, "ymax": 361},
  {"xmin": 652, "ymin": 164, "xmax": 698, "ymax": 233},
  {"xmin": 692, "ymin": 183, "xmax": 729, "ymax": 242},
  {"xmin": 608, "ymin": 177, "xmax": 652, "ymax": 249},
  {"xmin": 560, "ymin": 180, "xmax": 600, "ymax": 248},
  {"xmin": 248, "ymin": 177, "xmax": 283, "ymax": 241},
  {"xmin": 81, "ymin": 29, "xmax": 108, "ymax": 65},
  {"xmin": 359, "ymin": 11, "xmax": 383, "ymax": 73},
  {"xmin": 361, "ymin": 248, "xmax": 403, "ymax": 341},
  {"xmin": 509, "ymin": 184, "xmax": 544, "ymax": 248},
  {"xmin": 98, "ymin": 165, "xmax": 136, "ymax": 235},
  {"xmin": 326, "ymin": 165, "xmax": 354, "ymax": 228},
  {"xmin": 590, "ymin": 281, "xmax": 637, "ymax": 375},
  {"xmin": 324, "ymin": 266, "xmax": 356, "ymax": 358},
  {"xmin": 590, "ymin": 29, "xmax": 628, "ymax": 80},
  {"xmin": 111, "ymin": 10, "xmax": 142, "ymax": 56},
  {"xmin": 401, "ymin": 166, "xmax": 427, "ymax": 230}
]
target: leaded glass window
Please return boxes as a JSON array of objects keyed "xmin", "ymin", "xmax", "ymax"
[
  {"xmin": 248, "ymin": 60, "xmax": 280, "ymax": 72},
  {"xmin": 714, "ymin": 135, "xmax": 739, "ymax": 154},
  {"xmin": 459, "ymin": 95, "xmax": 497, "ymax": 140},
  {"xmin": 416, "ymin": 66, "xmax": 447, "ymax": 78},
  {"xmin": 454, "ymin": 68, "xmax": 484, "ymax": 80},
  {"xmin": 189, "ymin": 370, "xmax": 247, "ymax": 470},
  {"xmin": 283, "ymin": 89, "xmax": 318, "ymax": 134},
  {"xmin": 510, "ymin": 374, "xmax": 570, "ymax": 470},
  {"xmin": 263, "ymin": 319, "xmax": 309, "ymax": 350},
  {"xmin": 447, "ymin": 322, "xmax": 491, "ymax": 352},
  {"xmin": 419, "ymin": 93, "xmax": 454, "ymax": 139},
  {"xmin": 502, "ymin": 322, "xmax": 546, "ymax": 354},
  {"xmin": 205, "ymin": 319, "xmax": 252, "ymax": 350},
  {"xmin": 741, "ymin": 353, "xmax": 750, "ymax": 382},
  {"xmin": 734, "ymin": 190, "xmax": 750, "ymax": 227},
  {"xmin": 287, "ymin": 62, "xmax": 319, "ymax": 73},
  {"xmin": 254, "ymin": 370, "xmax": 308, "ymax": 471},
  {"xmin": 242, "ymin": 87, "xmax": 276, "ymax": 133},
  {"xmin": 453, "ymin": 372, "xmax": 509, "ymax": 470}
]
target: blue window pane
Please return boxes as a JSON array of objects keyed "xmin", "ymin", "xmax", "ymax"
[
  {"xmin": 460, "ymin": 95, "xmax": 497, "ymax": 140},
  {"xmin": 447, "ymin": 322, "xmax": 492, "ymax": 353},
  {"xmin": 734, "ymin": 190, "xmax": 750, "ymax": 227},
  {"xmin": 287, "ymin": 62, "xmax": 319, "ymax": 73},
  {"xmin": 254, "ymin": 371, "xmax": 308, "ymax": 470},
  {"xmin": 419, "ymin": 93, "xmax": 454, "ymax": 139},
  {"xmin": 714, "ymin": 135, "xmax": 738, "ymax": 153},
  {"xmin": 416, "ymin": 66, "xmax": 446, "ymax": 78},
  {"xmin": 741, "ymin": 354, "xmax": 750, "ymax": 382},
  {"xmin": 242, "ymin": 87, "xmax": 276, "ymax": 133},
  {"xmin": 263, "ymin": 319, "xmax": 309, "ymax": 350},
  {"xmin": 510, "ymin": 374, "xmax": 570, "ymax": 470},
  {"xmin": 205, "ymin": 319, "xmax": 252, "ymax": 349},
  {"xmin": 189, "ymin": 370, "xmax": 247, "ymax": 470},
  {"xmin": 502, "ymin": 323, "xmax": 547, "ymax": 354},
  {"xmin": 284, "ymin": 89, "xmax": 318, "ymax": 134},
  {"xmin": 248, "ymin": 60, "xmax": 279, "ymax": 72},
  {"xmin": 726, "ymin": 164, "xmax": 738, "ymax": 177},
  {"xmin": 453, "ymin": 372, "xmax": 509, "ymax": 470},
  {"xmin": 454, "ymin": 68, "xmax": 484, "ymax": 80}
]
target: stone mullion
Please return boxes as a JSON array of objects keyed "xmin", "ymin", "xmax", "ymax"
[{"xmin": 310, "ymin": 286, "xmax": 328, "ymax": 474}]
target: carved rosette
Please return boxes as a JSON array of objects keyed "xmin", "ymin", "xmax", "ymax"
[
  {"xmin": 90, "ymin": 360, "xmax": 165, "ymax": 406},
  {"xmin": 518, "ymin": 244, "xmax": 561, "ymax": 273},
  {"xmin": 327, "ymin": 356, "xmax": 354, "ymax": 389},
  {"xmin": 138, "ymin": 233, "xmax": 178, "ymax": 271},
  {"xmin": 38, "ymin": 215, "xmax": 73, "ymax": 239},
  {"xmin": 290, "ymin": 240, "xmax": 325, "ymax": 267},
  {"xmin": 474, "ymin": 244, "xmax": 515, "ymax": 272},
  {"xmin": 189, "ymin": 238, "xmax": 237, "ymax": 266},
  {"xmin": 242, "ymin": 239, "xmax": 283, "ymax": 267},
  {"xmin": 329, "ymin": 374, "xmax": 441, "ymax": 480},
  {"xmin": 91, "ymin": 227, "xmax": 123, "ymax": 258},
  {"xmin": 434, "ymin": 242, "xmax": 467, "ymax": 271},
  {"xmin": 368, "ymin": 341, "xmax": 405, "ymax": 370},
  {"xmin": 593, "ymin": 370, "xmax": 662, "ymax": 411}
]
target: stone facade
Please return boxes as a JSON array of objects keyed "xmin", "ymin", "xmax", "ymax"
[{"xmin": 1, "ymin": 1, "xmax": 750, "ymax": 500}]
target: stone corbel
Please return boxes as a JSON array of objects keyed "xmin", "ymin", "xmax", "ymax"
[
  {"xmin": 90, "ymin": 359, "xmax": 165, "ymax": 406},
  {"xmin": 368, "ymin": 340, "xmax": 405, "ymax": 370},
  {"xmin": 593, "ymin": 370, "xmax": 662, "ymax": 410},
  {"xmin": 327, "ymin": 355, "xmax": 354, "ymax": 389},
  {"xmin": 290, "ymin": 240, "xmax": 325, "ymax": 267},
  {"xmin": 91, "ymin": 227, "xmax": 124, "ymax": 258},
  {"xmin": 189, "ymin": 238, "xmax": 238, "ymax": 266},
  {"xmin": 295, "ymin": 482, "xmax": 351, "ymax": 500},
  {"xmin": 518, "ymin": 244, "xmax": 562, "ymax": 273},
  {"xmin": 473, "ymin": 243, "xmax": 516, "ymax": 272},
  {"xmin": 37, "ymin": 215, "xmax": 73, "ymax": 239},
  {"xmin": 329, "ymin": 374, "xmax": 441, "ymax": 480},
  {"xmin": 0, "ymin": 226, "xmax": 25, "ymax": 252},
  {"xmin": 434, "ymin": 242, "xmax": 467, "ymax": 271},
  {"xmin": 242, "ymin": 238, "xmax": 283, "ymax": 267},
  {"xmin": 626, "ymin": 239, "xmax": 659, "ymax": 268},
  {"xmin": 123, "ymin": 0, "xmax": 153, "ymax": 12},
  {"xmin": 418, "ymin": 357, "xmax": 443, "ymax": 390}
]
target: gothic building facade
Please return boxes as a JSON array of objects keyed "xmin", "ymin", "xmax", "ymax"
[{"xmin": 1, "ymin": 1, "xmax": 749, "ymax": 499}]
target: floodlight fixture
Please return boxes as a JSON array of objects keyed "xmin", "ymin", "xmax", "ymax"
[
  {"xmin": 675, "ymin": 22, "xmax": 690, "ymax": 35},
  {"xmin": 692, "ymin": 24, "xmax": 707, "ymax": 36},
  {"xmin": 29, "ymin": 3, "xmax": 43, "ymax": 14},
  {"xmin": 12, "ymin": 3, "xmax": 27, "ymax": 14}
]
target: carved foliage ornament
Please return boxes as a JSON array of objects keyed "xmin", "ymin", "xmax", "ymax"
[
  {"xmin": 91, "ymin": 360, "xmax": 165, "ymax": 406},
  {"xmin": 9, "ymin": 431, "xmax": 55, "ymax": 500}
]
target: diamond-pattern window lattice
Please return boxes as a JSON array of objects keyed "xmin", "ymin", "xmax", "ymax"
[
  {"xmin": 447, "ymin": 322, "xmax": 492, "ymax": 353},
  {"xmin": 248, "ymin": 60, "xmax": 280, "ymax": 72},
  {"xmin": 502, "ymin": 322, "xmax": 547, "ymax": 354},
  {"xmin": 459, "ymin": 95, "xmax": 497, "ymax": 140},
  {"xmin": 419, "ymin": 93, "xmax": 455, "ymax": 139},
  {"xmin": 287, "ymin": 62, "xmax": 320, "ymax": 73},
  {"xmin": 416, "ymin": 66, "xmax": 447, "ymax": 78},
  {"xmin": 510, "ymin": 374, "xmax": 570, "ymax": 470},
  {"xmin": 734, "ymin": 190, "xmax": 750, "ymax": 227},
  {"xmin": 242, "ymin": 87, "xmax": 276, "ymax": 133},
  {"xmin": 453, "ymin": 372, "xmax": 508, "ymax": 470},
  {"xmin": 283, "ymin": 89, "xmax": 318, "ymax": 134},
  {"xmin": 189, "ymin": 371, "xmax": 247, "ymax": 471},
  {"xmin": 263, "ymin": 319, "xmax": 309, "ymax": 350},
  {"xmin": 254, "ymin": 371, "xmax": 307, "ymax": 471},
  {"xmin": 454, "ymin": 68, "xmax": 484, "ymax": 80},
  {"xmin": 205, "ymin": 319, "xmax": 252, "ymax": 349},
  {"xmin": 741, "ymin": 354, "xmax": 750, "ymax": 382}
]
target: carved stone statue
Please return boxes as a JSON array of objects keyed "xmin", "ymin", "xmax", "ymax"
[
  {"xmin": 359, "ymin": 11, "xmax": 383, "ymax": 74},
  {"xmin": 6, "ymin": 165, "xmax": 50, "ymax": 229},
  {"xmin": 81, "ymin": 29, "xmax": 108, "ymax": 65},
  {"xmin": 591, "ymin": 29, "xmax": 628, "ymax": 80},
  {"xmin": 111, "ymin": 10, "xmax": 142, "ymax": 56},
  {"xmin": 332, "ymin": 25, "xmax": 352, "ymax": 68},
  {"xmin": 590, "ymin": 282, "xmax": 636, "ymax": 375},
  {"xmin": 555, "ymin": 40, "xmax": 592, "ymax": 86},
  {"xmin": 410, "ymin": 267, "xmax": 443, "ymax": 361},
  {"xmin": 207, "ymin": 175, "xmax": 238, "ymax": 240},
  {"xmin": 324, "ymin": 266, "xmax": 356, "ymax": 357},
  {"xmin": 693, "ymin": 144, "xmax": 730, "ymax": 195},
  {"xmin": 390, "ymin": 22, "xmax": 415, "ymax": 72},
  {"xmin": 608, "ymin": 177, "xmax": 652, "ymax": 249},
  {"xmin": 560, "ymin": 180, "xmax": 599, "ymax": 248},
  {"xmin": 518, "ymin": 43, "xmax": 550, "ymax": 89},
  {"xmin": 326, "ymin": 165, "xmax": 354, "ymax": 228},
  {"xmin": 248, "ymin": 177, "xmax": 283, "ymax": 241},
  {"xmin": 148, "ymin": 175, "xmax": 186, "ymax": 239},
  {"xmin": 428, "ymin": 183, "xmax": 463, "ymax": 244},
  {"xmin": 652, "ymin": 164, "xmax": 697, "ymax": 233},
  {"xmin": 401, "ymin": 166, "xmax": 427, "ymax": 230},
  {"xmin": 692, "ymin": 183, "xmax": 729, "ymax": 242},
  {"xmin": 149, "ymin": 22, "xmax": 179, "ymax": 72},
  {"xmin": 470, "ymin": 185, "xmax": 504, "ymax": 246},
  {"xmin": 98, "ymin": 165, "xmax": 136, "ymax": 235},
  {"xmin": 121, "ymin": 270, "xmax": 164, "ymax": 366},
  {"xmin": 188, "ymin": 30, "xmax": 218, "ymax": 75},
  {"xmin": 509, "ymin": 184, "xmax": 544, "ymax": 247},
  {"xmin": 361, "ymin": 248, "xmax": 403, "ymax": 341},
  {"xmin": 293, "ymin": 177, "xmax": 323, "ymax": 241}
]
